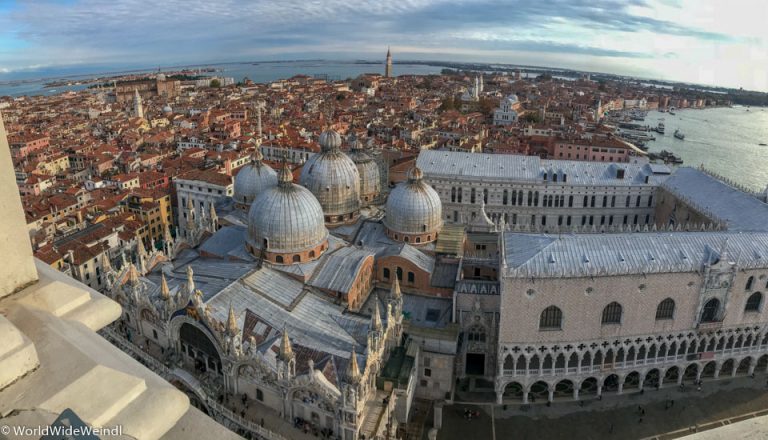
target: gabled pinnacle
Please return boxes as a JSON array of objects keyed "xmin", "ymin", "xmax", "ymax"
[
  {"xmin": 160, "ymin": 273, "xmax": 171, "ymax": 300},
  {"xmin": 227, "ymin": 303, "xmax": 238, "ymax": 335},
  {"xmin": 371, "ymin": 300, "xmax": 382, "ymax": 331},
  {"xmin": 280, "ymin": 327, "xmax": 294, "ymax": 360},
  {"xmin": 347, "ymin": 348, "xmax": 361, "ymax": 384},
  {"xmin": 390, "ymin": 276, "xmax": 401, "ymax": 300}
]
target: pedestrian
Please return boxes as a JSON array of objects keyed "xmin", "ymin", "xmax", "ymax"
[
  {"xmin": 639, "ymin": 417, "xmax": 643, "ymax": 423},
  {"xmin": 670, "ymin": 399, "xmax": 674, "ymax": 407},
  {"xmin": 641, "ymin": 408, "xmax": 646, "ymax": 416}
]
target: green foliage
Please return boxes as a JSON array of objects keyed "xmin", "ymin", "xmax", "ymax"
[{"xmin": 210, "ymin": 79, "xmax": 221, "ymax": 88}]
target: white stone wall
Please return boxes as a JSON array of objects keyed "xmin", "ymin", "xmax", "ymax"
[{"xmin": 425, "ymin": 176, "xmax": 657, "ymax": 228}]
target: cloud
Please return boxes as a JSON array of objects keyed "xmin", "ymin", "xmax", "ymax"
[{"xmin": 0, "ymin": 0, "xmax": 763, "ymax": 89}]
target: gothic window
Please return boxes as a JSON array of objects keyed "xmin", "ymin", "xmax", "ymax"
[
  {"xmin": 517, "ymin": 190, "xmax": 523, "ymax": 205},
  {"xmin": 539, "ymin": 306, "xmax": 563, "ymax": 330},
  {"xmin": 746, "ymin": 276, "xmax": 755, "ymax": 291},
  {"xmin": 701, "ymin": 298, "xmax": 721, "ymax": 322},
  {"xmin": 602, "ymin": 195, "xmax": 607, "ymax": 207},
  {"xmin": 407, "ymin": 272, "xmax": 415, "ymax": 283},
  {"xmin": 383, "ymin": 268, "xmax": 390, "ymax": 279},
  {"xmin": 451, "ymin": 187, "xmax": 456, "ymax": 203},
  {"xmin": 611, "ymin": 195, "xmax": 616, "ymax": 207},
  {"xmin": 471, "ymin": 188, "xmax": 476, "ymax": 204},
  {"xmin": 503, "ymin": 190, "xmax": 508, "ymax": 205},
  {"xmin": 625, "ymin": 195, "xmax": 631, "ymax": 207},
  {"xmin": 635, "ymin": 195, "xmax": 641, "ymax": 207},
  {"xmin": 396, "ymin": 267, "xmax": 403, "ymax": 281},
  {"xmin": 483, "ymin": 188, "xmax": 488, "ymax": 204},
  {"xmin": 745, "ymin": 292, "xmax": 762, "ymax": 312},
  {"xmin": 583, "ymin": 195, "xmax": 588, "ymax": 207},
  {"xmin": 601, "ymin": 302, "xmax": 622, "ymax": 324},
  {"xmin": 467, "ymin": 325, "xmax": 486, "ymax": 342},
  {"xmin": 648, "ymin": 195, "xmax": 654, "ymax": 207},
  {"xmin": 534, "ymin": 191, "xmax": 540, "ymax": 206},
  {"xmin": 590, "ymin": 195, "xmax": 596, "ymax": 207},
  {"xmin": 457, "ymin": 188, "xmax": 463, "ymax": 203},
  {"xmin": 655, "ymin": 298, "xmax": 675, "ymax": 320}
]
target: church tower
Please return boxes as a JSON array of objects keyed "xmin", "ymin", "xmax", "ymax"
[
  {"xmin": 385, "ymin": 47, "xmax": 392, "ymax": 78},
  {"xmin": 133, "ymin": 89, "xmax": 144, "ymax": 119}
]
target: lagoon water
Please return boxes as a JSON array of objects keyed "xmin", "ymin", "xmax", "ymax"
[{"xmin": 641, "ymin": 107, "xmax": 768, "ymax": 190}]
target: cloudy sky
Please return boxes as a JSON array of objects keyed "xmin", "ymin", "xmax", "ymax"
[{"xmin": 1, "ymin": 0, "xmax": 767, "ymax": 90}]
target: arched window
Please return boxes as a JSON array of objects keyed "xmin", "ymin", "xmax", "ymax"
[
  {"xmin": 539, "ymin": 306, "xmax": 563, "ymax": 330},
  {"xmin": 746, "ymin": 276, "xmax": 755, "ymax": 290},
  {"xmin": 601, "ymin": 302, "xmax": 622, "ymax": 324},
  {"xmin": 407, "ymin": 272, "xmax": 415, "ymax": 283},
  {"xmin": 309, "ymin": 250, "xmax": 316, "ymax": 258},
  {"xmin": 292, "ymin": 255, "xmax": 301, "ymax": 263},
  {"xmin": 467, "ymin": 325, "xmax": 486, "ymax": 342},
  {"xmin": 275, "ymin": 255, "xmax": 284, "ymax": 264},
  {"xmin": 745, "ymin": 292, "xmax": 763, "ymax": 312},
  {"xmin": 503, "ymin": 189, "xmax": 508, "ymax": 205},
  {"xmin": 451, "ymin": 187, "xmax": 456, "ymax": 203},
  {"xmin": 701, "ymin": 298, "xmax": 720, "ymax": 322},
  {"xmin": 655, "ymin": 298, "xmax": 675, "ymax": 320},
  {"xmin": 383, "ymin": 268, "xmax": 390, "ymax": 279},
  {"xmin": 396, "ymin": 267, "xmax": 403, "ymax": 281}
]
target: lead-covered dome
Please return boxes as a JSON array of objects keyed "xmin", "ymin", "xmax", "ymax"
[
  {"xmin": 234, "ymin": 151, "xmax": 278, "ymax": 210},
  {"xmin": 347, "ymin": 133, "xmax": 381, "ymax": 206},
  {"xmin": 247, "ymin": 162, "xmax": 328, "ymax": 264},
  {"xmin": 384, "ymin": 167, "xmax": 443, "ymax": 244},
  {"xmin": 299, "ymin": 129, "xmax": 361, "ymax": 225}
]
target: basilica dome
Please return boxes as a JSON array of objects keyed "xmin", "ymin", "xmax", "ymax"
[
  {"xmin": 247, "ymin": 162, "xmax": 328, "ymax": 264},
  {"xmin": 347, "ymin": 133, "xmax": 381, "ymax": 206},
  {"xmin": 233, "ymin": 151, "xmax": 278, "ymax": 210},
  {"xmin": 299, "ymin": 129, "xmax": 361, "ymax": 225},
  {"xmin": 384, "ymin": 167, "xmax": 443, "ymax": 244}
]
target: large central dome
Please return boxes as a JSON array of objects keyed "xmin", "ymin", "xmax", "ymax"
[
  {"xmin": 384, "ymin": 167, "xmax": 443, "ymax": 244},
  {"xmin": 233, "ymin": 150, "xmax": 278, "ymax": 210},
  {"xmin": 299, "ymin": 129, "xmax": 361, "ymax": 225},
  {"xmin": 247, "ymin": 162, "xmax": 328, "ymax": 264}
]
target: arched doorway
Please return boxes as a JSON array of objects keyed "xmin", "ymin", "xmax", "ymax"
[
  {"xmin": 719, "ymin": 359, "xmax": 735, "ymax": 377},
  {"xmin": 503, "ymin": 382, "xmax": 524, "ymax": 401},
  {"xmin": 756, "ymin": 355, "xmax": 768, "ymax": 373},
  {"xmin": 624, "ymin": 371, "xmax": 641, "ymax": 391},
  {"xmin": 701, "ymin": 361, "xmax": 716, "ymax": 379},
  {"xmin": 554, "ymin": 380, "xmax": 574, "ymax": 399},
  {"xmin": 529, "ymin": 381, "xmax": 549, "ymax": 403},
  {"xmin": 736, "ymin": 357, "xmax": 752, "ymax": 375},
  {"xmin": 664, "ymin": 366, "xmax": 680, "ymax": 384},
  {"xmin": 645, "ymin": 369, "xmax": 661, "ymax": 388},
  {"xmin": 603, "ymin": 374, "xmax": 619, "ymax": 394},
  {"xmin": 179, "ymin": 322, "xmax": 222, "ymax": 375},
  {"xmin": 580, "ymin": 377, "xmax": 598, "ymax": 397},
  {"xmin": 683, "ymin": 364, "xmax": 699, "ymax": 381}
]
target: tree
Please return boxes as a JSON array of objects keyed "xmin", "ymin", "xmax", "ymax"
[
  {"xmin": 210, "ymin": 79, "xmax": 221, "ymax": 88},
  {"xmin": 521, "ymin": 112, "xmax": 542, "ymax": 123}
]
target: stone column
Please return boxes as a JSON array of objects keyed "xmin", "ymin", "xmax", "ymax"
[
  {"xmin": 573, "ymin": 388, "xmax": 579, "ymax": 401},
  {"xmin": 749, "ymin": 363, "xmax": 756, "ymax": 376},
  {"xmin": 597, "ymin": 384, "xmax": 602, "ymax": 397},
  {"xmin": 677, "ymin": 371, "xmax": 684, "ymax": 385},
  {"xmin": 522, "ymin": 392, "xmax": 529, "ymax": 404},
  {"xmin": 0, "ymin": 111, "xmax": 38, "ymax": 298},
  {"xmin": 696, "ymin": 366, "xmax": 703, "ymax": 382},
  {"xmin": 658, "ymin": 375, "xmax": 664, "ymax": 388},
  {"xmin": 618, "ymin": 382, "xmax": 624, "ymax": 394},
  {"xmin": 714, "ymin": 368, "xmax": 720, "ymax": 379},
  {"xmin": 548, "ymin": 389, "xmax": 554, "ymax": 402},
  {"xmin": 496, "ymin": 389, "xmax": 503, "ymax": 405}
]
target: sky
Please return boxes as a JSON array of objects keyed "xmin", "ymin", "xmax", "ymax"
[{"xmin": 0, "ymin": 0, "xmax": 767, "ymax": 90}]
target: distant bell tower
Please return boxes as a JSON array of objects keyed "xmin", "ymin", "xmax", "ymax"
[
  {"xmin": 385, "ymin": 46, "xmax": 392, "ymax": 78},
  {"xmin": 133, "ymin": 89, "xmax": 144, "ymax": 119}
]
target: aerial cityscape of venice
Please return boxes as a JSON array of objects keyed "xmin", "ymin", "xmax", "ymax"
[{"xmin": 1, "ymin": 1, "xmax": 768, "ymax": 440}]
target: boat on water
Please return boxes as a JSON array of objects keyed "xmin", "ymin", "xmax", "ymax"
[
  {"xmin": 674, "ymin": 129, "xmax": 685, "ymax": 140},
  {"xmin": 669, "ymin": 111, "xmax": 676, "ymax": 115},
  {"xmin": 656, "ymin": 121, "xmax": 665, "ymax": 134},
  {"xmin": 759, "ymin": 143, "xmax": 767, "ymax": 146}
]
